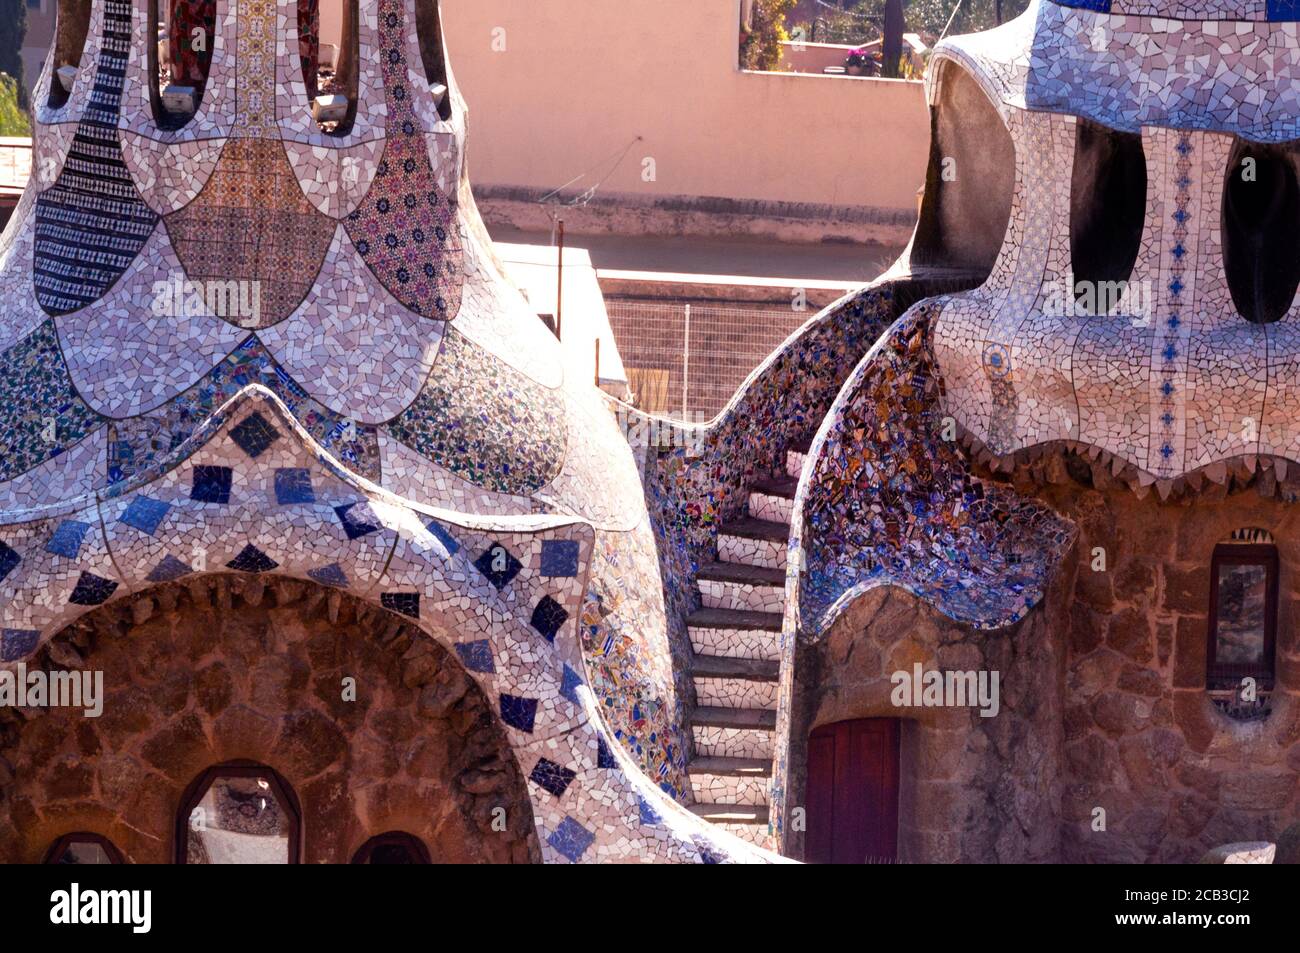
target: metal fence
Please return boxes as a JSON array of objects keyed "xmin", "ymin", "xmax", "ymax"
[{"xmin": 606, "ymin": 301, "xmax": 813, "ymax": 422}]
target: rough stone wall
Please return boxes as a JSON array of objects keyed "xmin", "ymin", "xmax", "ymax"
[
  {"xmin": 785, "ymin": 558, "xmax": 1073, "ymax": 864},
  {"xmin": 1034, "ymin": 475, "xmax": 1300, "ymax": 863},
  {"xmin": 0, "ymin": 576, "xmax": 539, "ymax": 863}
]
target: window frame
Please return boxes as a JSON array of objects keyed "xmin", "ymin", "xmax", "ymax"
[
  {"xmin": 1207, "ymin": 543, "xmax": 1279, "ymax": 690},
  {"xmin": 350, "ymin": 831, "xmax": 432, "ymax": 864},
  {"xmin": 44, "ymin": 832, "xmax": 125, "ymax": 864},
  {"xmin": 175, "ymin": 762, "xmax": 302, "ymax": 865}
]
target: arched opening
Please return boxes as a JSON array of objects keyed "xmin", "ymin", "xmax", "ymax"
[
  {"xmin": 0, "ymin": 577, "xmax": 540, "ymax": 863},
  {"xmin": 414, "ymin": 0, "xmax": 452, "ymax": 121},
  {"xmin": 302, "ymin": 0, "xmax": 360, "ymax": 135},
  {"xmin": 44, "ymin": 832, "xmax": 124, "ymax": 864},
  {"xmin": 1222, "ymin": 140, "xmax": 1300, "ymax": 325},
  {"xmin": 147, "ymin": 0, "xmax": 217, "ymax": 130},
  {"xmin": 177, "ymin": 762, "xmax": 301, "ymax": 863},
  {"xmin": 1069, "ymin": 119, "xmax": 1146, "ymax": 314},
  {"xmin": 909, "ymin": 61, "xmax": 1014, "ymax": 281},
  {"xmin": 351, "ymin": 831, "xmax": 431, "ymax": 864},
  {"xmin": 46, "ymin": 0, "xmax": 92, "ymax": 110}
]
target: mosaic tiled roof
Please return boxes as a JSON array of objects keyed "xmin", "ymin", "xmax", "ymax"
[{"xmin": 0, "ymin": 0, "xmax": 775, "ymax": 863}]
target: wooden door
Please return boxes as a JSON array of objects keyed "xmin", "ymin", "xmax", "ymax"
[{"xmin": 805, "ymin": 718, "xmax": 900, "ymax": 863}]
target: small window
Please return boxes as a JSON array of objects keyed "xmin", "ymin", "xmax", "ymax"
[
  {"xmin": 176, "ymin": 763, "xmax": 301, "ymax": 864},
  {"xmin": 1207, "ymin": 543, "xmax": 1278, "ymax": 691},
  {"xmin": 148, "ymin": 0, "xmax": 216, "ymax": 129},
  {"xmin": 351, "ymin": 832, "xmax": 431, "ymax": 864},
  {"xmin": 303, "ymin": 0, "xmax": 359, "ymax": 135},
  {"xmin": 44, "ymin": 832, "xmax": 124, "ymax": 864},
  {"xmin": 47, "ymin": 0, "xmax": 92, "ymax": 110}
]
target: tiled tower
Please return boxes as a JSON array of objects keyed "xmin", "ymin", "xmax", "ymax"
[{"xmin": 0, "ymin": 0, "xmax": 768, "ymax": 863}]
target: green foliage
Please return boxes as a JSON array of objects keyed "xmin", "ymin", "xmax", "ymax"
[
  {"xmin": 740, "ymin": 0, "xmax": 799, "ymax": 71},
  {"xmin": 0, "ymin": 0, "xmax": 27, "ymax": 110},
  {"xmin": 789, "ymin": 0, "xmax": 1032, "ymax": 45},
  {"xmin": 0, "ymin": 73, "xmax": 30, "ymax": 136}
]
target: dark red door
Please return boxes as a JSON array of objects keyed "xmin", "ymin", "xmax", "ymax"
[{"xmin": 805, "ymin": 718, "xmax": 900, "ymax": 863}]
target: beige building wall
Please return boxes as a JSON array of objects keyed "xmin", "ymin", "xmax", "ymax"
[
  {"xmin": 20, "ymin": 0, "xmax": 57, "ymax": 102},
  {"xmin": 441, "ymin": 0, "xmax": 929, "ymax": 241}
]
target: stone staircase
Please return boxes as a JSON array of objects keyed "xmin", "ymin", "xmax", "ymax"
[{"xmin": 686, "ymin": 439, "xmax": 808, "ymax": 849}]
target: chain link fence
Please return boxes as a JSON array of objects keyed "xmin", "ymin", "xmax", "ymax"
[{"xmin": 606, "ymin": 301, "xmax": 813, "ymax": 422}]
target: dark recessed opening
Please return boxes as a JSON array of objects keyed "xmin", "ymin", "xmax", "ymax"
[
  {"xmin": 1222, "ymin": 140, "xmax": 1300, "ymax": 325},
  {"xmin": 148, "ymin": 0, "xmax": 216, "ymax": 130},
  {"xmin": 1069, "ymin": 119, "xmax": 1146, "ymax": 313},
  {"xmin": 46, "ymin": 0, "xmax": 92, "ymax": 110},
  {"xmin": 302, "ymin": 0, "xmax": 360, "ymax": 136},
  {"xmin": 909, "ymin": 62, "xmax": 1014, "ymax": 282},
  {"xmin": 415, "ymin": 0, "xmax": 453, "ymax": 122}
]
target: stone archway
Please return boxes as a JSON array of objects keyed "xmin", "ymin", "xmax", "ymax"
[{"xmin": 0, "ymin": 574, "xmax": 540, "ymax": 863}]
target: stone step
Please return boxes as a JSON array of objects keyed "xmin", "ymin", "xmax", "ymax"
[
  {"xmin": 692, "ymin": 706, "xmax": 776, "ymax": 759},
  {"xmin": 694, "ymin": 706, "xmax": 777, "ymax": 729},
  {"xmin": 692, "ymin": 654, "xmax": 779, "ymax": 680},
  {"xmin": 785, "ymin": 436, "xmax": 813, "ymax": 479},
  {"xmin": 718, "ymin": 516, "xmax": 788, "ymax": 570},
  {"xmin": 689, "ymin": 803, "xmax": 770, "ymax": 824},
  {"xmin": 694, "ymin": 675, "xmax": 779, "ymax": 710},
  {"xmin": 690, "ymin": 755, "xmax": 773, "ymax": 777},
  {"xmin": 692, "ymin": 723, "xmax": 774, "ymax": 760},
  {"xmin": 689, "ymin": 769, "xmax": 770, "ymax": 806},
  {"xmin": 693, "ymin": 654, "xmax": 779, "ymax": 710},
  {"xmin": 715, "ymin": 823, "xmax": 776, "ymax": 850},
  {"xmin": 687, "ymin": 607, "xmax": 783, "ymax": 661},
  {"xmin": 697, "ymin": 561, "xmax": 785, "ymax": 613},
  {"xmin": 748, "ymin": 474, "xmax": 797, "ymax": 523}
]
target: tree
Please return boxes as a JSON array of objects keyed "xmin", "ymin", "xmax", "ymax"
[
  {"xmin": 0, "ymin": 0, "xmax": 27, "ymax": 111},
  {"xmin": 0, "ymin": 74, "xmax": 30, "ymax": 136},
  {"xmin": 740, "ymin": 0, "xmax": 798, "ymax": 71}
]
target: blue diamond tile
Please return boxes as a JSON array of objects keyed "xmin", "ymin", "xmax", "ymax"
[
  {"xmin": 381, "ymin": 592, "xmax": 420, "ymax": 619},
  {"xmin": 637, "ymin": 795, "xmax": 661, "ymax": 825},
  {"xmin": 455, "ymin": 640, "xmax": 495, "ymax": 673},
  {"xmin": 500, "ymin": 694, "xmax": 538, "ymax": 733},
  {"xmin": 540, "ymin": 539, "xmax": 580, "ymax": 577},
  {"xmin": 597, "ymin": 736, "xmax": 617, "ymax": 768},
  {"xmin": 1269, "ymin": 0, "xmax": 1300, "ymax": 21},
  {"xmin": 547, "ymin": 816, "xmax": 594, "ymax": 863},
  {"xmin": 146, "ymin": 555, "xmax": 193, "ymax": 583},
  {"xmin": 45, "ymin": 520, "xmax": 91, "ymax": 559},
  {"xmin": 274, "ymin": 468, "xmax": 315, "ymax": 505},
  {"xmin": 69, "ymin": 571, "xmax": 119, "ymax": 605},
  {"xmin": 474, "ymin": 542, "xmax": 522, "ymax": 590},
  {"xmin": 307, "ymin": 563, "xmax": 349, "ymax": 588},
  {"xmin": 426, "ymin": 520, "xmax": 460, "ymax": 556},
  {"xmin": 1, "ymin": 628, "xmax": 39, "ymax": 662},
  {"xmin": 0, "ymin": 541, "xmax": 19, "ymax": 583},
  {"xmin": 560, "ymin": 663, "xmax": 583, "ymax": 705},
  {"xmin": 530, "ymin": 595, "xmax": 569, "ymax": 642},
  {"xmin": 695, "ymin": 839, "xmax": 723, "ymax": 864},
  {"xmin": 529, "ymin": 758, "xmax": 577, "ymax": 798},
  {"xmin": 335, "ymin": 502, "xmax": 381, "ymax": 540},
  {"xmin": 190, "ymin": 465, "xmax": 233, "ymax": 504},
  {"xmin": 119, "ymin": 496, "xmax": 171, "ymax": 536},
  {"xmin": 229, "ymin": 412, "xmax": 280, "ymax": 459},
  {"xmin": 226, "ymin": 544, "xmax": 278, "ymax": 573}
]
